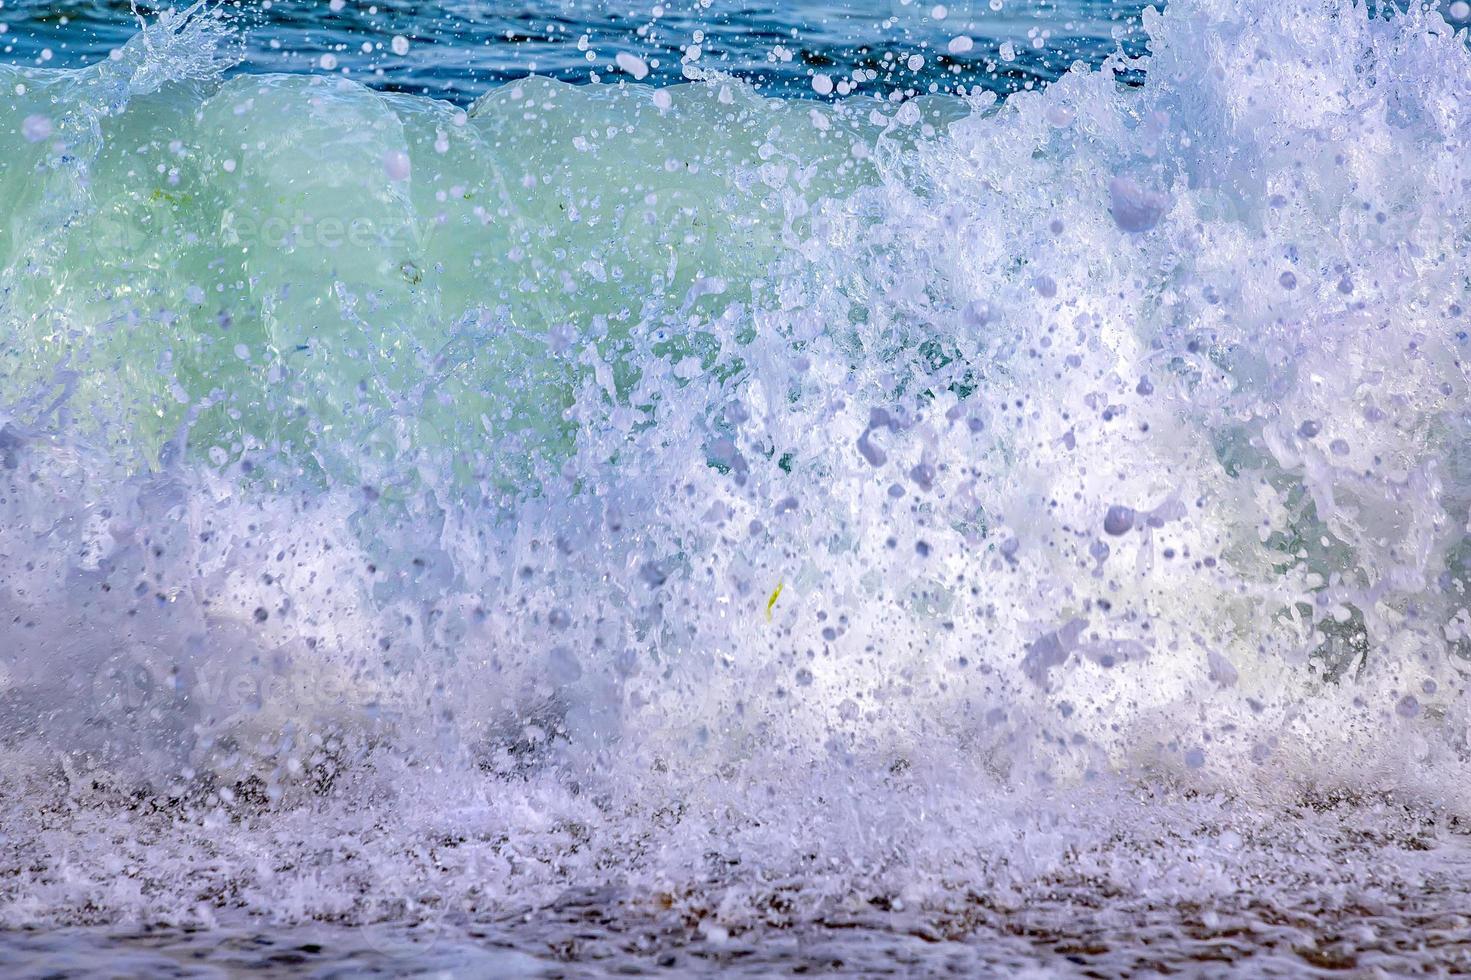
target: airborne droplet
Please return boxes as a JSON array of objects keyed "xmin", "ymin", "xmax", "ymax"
[{"xmin": 1103, "ymin": 505, "xmax": 1135, "ymax": 536}]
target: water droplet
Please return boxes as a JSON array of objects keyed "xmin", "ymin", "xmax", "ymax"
[
  {"xmin": 383, "ymin": 150, "xmax": 411, "ymax": 182},
  {"xmin": 21, "ymin": 115, "xmax": 51, "ymax": 143},
  {"xmin": 1103, "ymin": 505, "xmax": 1135, "ymax": 536},
  {"xmin": 615, "ymin": 51, "xmax": 649, "ymax": 79},
  {"xmin": 1109, "ymin": 176, "xmax": 1170, "ymax": 233}
]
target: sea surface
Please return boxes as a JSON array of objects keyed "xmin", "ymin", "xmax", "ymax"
[
  {"xmin": 3, "ymin": 0, "xmax": 1471, "ymax": 976},
  {"xmin": 1, "ymin": 0, "xmax": 1149, "ymax": 99}
]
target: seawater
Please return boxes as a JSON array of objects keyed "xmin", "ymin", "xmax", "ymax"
[
  {"xmin": 0, "ymin": 0, "xmax": 1148, "ymax": 99},
  {"xmin": 2, "ymin": 0, "xmax": 1471, "ymax": 975}
]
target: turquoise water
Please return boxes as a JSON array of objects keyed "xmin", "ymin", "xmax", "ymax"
[{"xmin": 3, "ymin": 0, "xmax": 1471, "ymax": 975}]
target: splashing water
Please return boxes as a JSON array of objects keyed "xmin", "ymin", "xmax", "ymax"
[{"xmin": 2, "ymin": 0, "xmax": 1471, "ymax": 972}]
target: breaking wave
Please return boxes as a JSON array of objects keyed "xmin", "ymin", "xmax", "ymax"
[{"xmin": 1, "ymin": 0, "xmax": 1469, "ymax": 951}]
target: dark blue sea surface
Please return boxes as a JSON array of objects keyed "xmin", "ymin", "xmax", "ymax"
[{"xmin": 0, "ymin": 0, "xmax": 1148, "ymax": 101}]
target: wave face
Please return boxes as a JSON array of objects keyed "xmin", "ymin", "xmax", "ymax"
[{"xmin": 2, "ymin": 0, "xmax": 1471, "ymax": 959}]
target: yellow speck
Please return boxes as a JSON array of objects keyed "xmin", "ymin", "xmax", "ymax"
[{"xmin": 765, "ymin": 580, "xmax": 784, "ymax": 622}]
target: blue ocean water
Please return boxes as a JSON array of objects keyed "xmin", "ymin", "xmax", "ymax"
[{"xmin": 0, "ymin": 0, "xmax": 1148, "ymax": 100}]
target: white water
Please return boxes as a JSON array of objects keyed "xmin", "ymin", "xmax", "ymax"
[{"xmin": 2, "ymin": 0, "xmax": 1470, "ymax": 972}]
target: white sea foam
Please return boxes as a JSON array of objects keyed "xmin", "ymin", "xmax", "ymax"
[{"xmin": 0, "ymin": 1, "xmax": 1469, "ymax": 964}]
